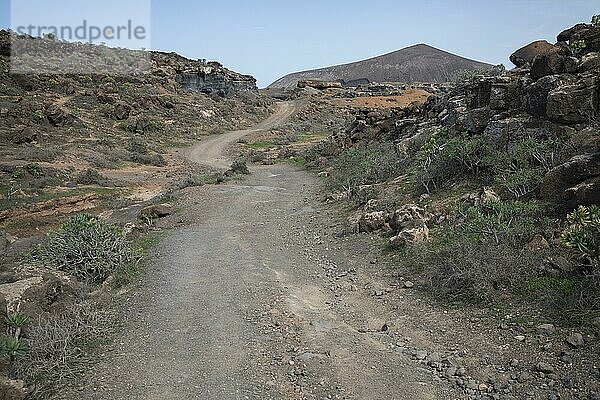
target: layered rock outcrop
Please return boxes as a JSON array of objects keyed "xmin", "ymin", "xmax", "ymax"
[{"xmin": 324, "ymin": 21, "xmax": 600, "ymax": 209}]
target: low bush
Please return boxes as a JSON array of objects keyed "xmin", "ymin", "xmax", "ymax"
[
  {"xmin": 411, "ymin": 133, "xmax": 564, "ymax": 197},
  {"xmin": 128, "ymin": 140, "xmax": 165, "ymax": 166},
  {"xmin": 456, "ymin": 200, "xmax": 544, "ymax": 245},
  {"xmin": 14, "ymin": 146, "xmax": 62, "ymax": 163},
  {"xmin": 12, "ymin": 305, "xmax": 113, "ymax": 398},
  {"xmin": 404, "ymin": 199, "xmax": 547, "ymax": 302},
  {"xmin": 31, "ymin": 214, "xmax": 139, "ymax": 284},
  {"xmin": 487, "ymin": 137, "xmax": 562, "ymax": 199},
  {"xmin": 411, "ymin": 133, "xmax": 489, "ymax": 193},
  {"xmin": 327, "ymin": 142, "xmax": 403, "ymax": 192},
  {"xmin": 130, "ymin": 152, "xmax": 166, "ymax": 167},
  {"xmin": 409, "ymin": 235, "xmax": 541, "ymax": 303},
  {"xmin": 128, "ymin": 139, "xmax": 149, "ymax": 155},
  {"xmin": 75, "ymin": 168, "xmax": 105, "ymax": 185},
  {"xmin": 562, "ymin": 205, "xmax": 600, "ymax": 271},
  {"xmin": 525, "ymin": 275, "xmax": 600, "ymax": 326}
]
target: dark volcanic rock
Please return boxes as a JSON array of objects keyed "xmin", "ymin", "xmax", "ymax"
[
  {"xmin": 0, "ymin": 30, "xmax": 10, "ymax": 57},
  {"xmin": 565, "ymin": 175, "xmax": 600, "ymax": 207},
  {"xmin": 557, "ymin": 23, "xmax": 589, "ymax": 42},
  {"xmin": 489, "ymin": 77, "xmax": 523, "ymax": 111},
  {"xmin": 510, "ymin": 40, "xmax": 556, "ymax": 68},
  {"xmin": 12, "ymin": 126, "xmax": 37, "ymax": 144},
  {"xmin": 139, "ymin": 204, "xmax": 173, "ymax": 220},
  {"xmin": 113, "ymin": 102, "xmax": 131, "ymax": 120},
  {"xmin": 579, "ymin": 52, "xmax": 600, "ymax": 73},
  {"xmin": 465, "ymin": 78, "xmax": 493, "ymax": 108},
  {"xmin": 525, "ymin": 75, "xmax": 575, "ymax": 118},
  {"xmin": 546, "ymin": 76, "xmax": 599, "ymax": 124},
  {"xmin": 530, "ymin": 50, "xmax": 577, "ymax": 80},
  {"xmin": 175, "ymin": 61, "xmax": 257, "ymax": 97},
  {"xmin": 540, "ymin": 153, "xmax": 600, "ymax": 206},
  {"xmin": 559, "ymin": 24, "xmax": 600, "ymax": 53},
  {"xmin": 466, "ymin": 107, "xmax": 490, "ymax": 133}
]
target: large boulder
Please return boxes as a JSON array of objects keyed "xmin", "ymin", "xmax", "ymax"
[
  {"xmin": 579, "ymin": 52, "xmax": 600, "ymax": 73},
  {"xmin": 558, "ymin": 24, "xmax": 600, "ymax": 53},
  {"xmin": 138, "ymin": 204, "xmax": 173, "ymax": 220},
  {"xmin": 20, "ymin": 275, "xmax": 82, "ymax": 317},
  {"xmin": 565, "ymin": 176, "xmax": 600, "ymax": 208},
  {"xmin": 389, "ymin": 223, "xmax": 430, "ymax": 248},
  {"xmin": 557, "ymin": 23, "xmax": 589, "ymax": 42},
  {"xmin": 546, "ymin": 76, "xmax": 599, "ymax": 124},
  {"xmin": 510, "ymin": 40, "xmax": 557, "ymax": 68},
  {"xmin": 357, "ymin": 211, "xmax": 388, "ymax": 233},
  {"xmin": 466, "ymin": 107, "xmax": 490, "ymax": 134},
  {"xmin": 540, "ymin": 153, "xmax": 600, "ymax": 206},
  {"xmin": 530, "ymin": 50, "xmax": 577, "ymax": 80},
  {"xmin": 525, "ymin": 74, "xmax": 575, "ymax": 118}
]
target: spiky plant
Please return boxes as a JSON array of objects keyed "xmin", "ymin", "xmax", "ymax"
[
  {"xmin": 6, "ymin": 312, "xmax": 31, "ymax": 339},
  {"xmin": 563, "ymin": 205, "xmax": 600, "ymax": 271},
  {"xmin": 0, "ymin": 336, "xmax": 28, "ymax": 359}
]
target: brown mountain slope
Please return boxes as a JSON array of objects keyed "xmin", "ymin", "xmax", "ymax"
[{"xmin": 269, "ymin": 44, "xmax": 493, "ymax": 88}]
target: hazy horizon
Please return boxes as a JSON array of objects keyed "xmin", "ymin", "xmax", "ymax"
[{"xmin": 0, "ymin": 0, "xmax": 597, "ymax": 87}]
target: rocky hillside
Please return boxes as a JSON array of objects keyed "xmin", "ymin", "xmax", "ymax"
[
  {"xmin": 269, "ymin": 44, "xmax": 493, "ymax": 89},
  {"xmin": 310, "ymin": 19, "xmax": 600, "ymax": 320},
  {"xmin": 0, "ymin": 29, "xmax": 272, "ymax": 237},
  {"xmin": 0, "ymin": 31, "xmax": 273, "ymax": 398},
  {"xmin": 246, "ymin": 19, "xmax": 600, "ymax": 398}
]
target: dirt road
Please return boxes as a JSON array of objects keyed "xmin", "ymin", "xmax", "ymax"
[
  {"xmin": 186, "ymin": 101, "xmax": 298, "ymax": 169},
  {"xmin": 77, "ymin": 103, "xmax": 461, "ymax": 399}
]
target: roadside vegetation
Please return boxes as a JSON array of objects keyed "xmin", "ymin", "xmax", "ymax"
[
  {"xmin": 2, "ymin": 213, "xmax": 165, "ymax": 398},
  {"xmin": 303, "ymin": 123, "xmax": 599, "ymax": 328}
]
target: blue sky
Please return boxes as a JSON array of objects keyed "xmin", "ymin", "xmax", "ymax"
[{"xmin": 1, "ymin": 1, "xmax": 597, "ymax": 87}]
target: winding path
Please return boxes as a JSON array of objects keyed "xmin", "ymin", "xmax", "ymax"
[{"xmin": 75, "ymin": 102, "xmax": 460, "ymax": 399}]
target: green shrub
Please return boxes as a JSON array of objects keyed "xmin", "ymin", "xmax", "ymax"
[
  {"xmin": 75, "ymin": 168, "xmax": 105, "ymax": 185},
  {"xmin": 31, "ymin": 214, "xmax": 139, "ymax": 284},
  {"xmin": 411, "ymin": 136, "xmax": 446, "ymax": 193},
  {"xmin": 494, "ymin": 168, "xmax": 545, "ymax": 199},
  {"xmin": 457, "ymin": 200, "xmax": 542, "ymax": 245},
  {"xmin": 592, "ymin": 15, "xmax": 600, "ymax": 27},
  {"xmin": 444, "ymin": 134, "xmax": 489, "ymax": 175},
  {"xmin": 570, "ymin": 40, "xmax": 586, "ymax": 54},
  {"xmin": 562, "ymin": 205, "xmax": 600, "ymax": 270},
  {"xmin": 128, "ymin": 140, "xmax": 148, "ymax": 155},
  {"xmin": 0, "ymin": 336, "xmax": 28, "ymax": 358},
  {"xmin": 525, "ymin": 276, "xmax": 600, "ymax": 326},
  {"xmin": 409, "ymin": 235, "xmax": 540, "ymax": 303},
  {"xmin": 487, "ymin": 137, "xmax": 561, "ymax": 198},
  {"xmin": 327, "ymin": 142, "xmax": 403, "ymax": 193},
  {"xmin": 411, "ymin": 133, "xmax": 489, "ymax": 193},
  {"xmin": 6, "ymin": 312, "xmax": 30, "ymax": 329},
  {"xmin": 411, "ymin": 134, "xmax": 564, "ymax": 197},
  {"xmin": 130, "ymin": 152, "xmax": 166, "ymax": 167}
]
